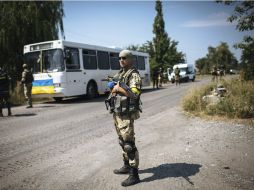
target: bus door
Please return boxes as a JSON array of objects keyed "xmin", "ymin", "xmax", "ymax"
[
  {"xmin": 138, "ymin": 56, "xmax": 150, "ymax": 87},
  {"xmin": 65, "ymin": 47, "xmax": 84, "ymax": 96}
]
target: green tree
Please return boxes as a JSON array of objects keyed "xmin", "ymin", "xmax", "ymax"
[
  {"xmin": 226, "ymin": 0, "xmax": 254, "ymax": 32},
  {"xmin": 236, "ymin": 36, "xmax": 254, "ymax": 80},
  {"xmin": 152, "ymin": 0, "xmax": 170, "ymax": 69},
  {"xmin": 195, "ymin": 58, "xmax": 208, "ymax": 74},
  {"xmin": 0, "ymin": 1, "xmax": 64, "ymax": 82},
  {"xmin": 195, "ymin": 42, "xmax": 237, "ymax": 74},
  {"xmin": 218, "ymin": 0, "xmax": 254, "ymax": 80}
]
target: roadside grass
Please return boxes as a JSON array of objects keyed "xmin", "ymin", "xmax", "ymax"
[{"xmin": 182, "ymin": 78, "xmax": 254, "ymax": 125}]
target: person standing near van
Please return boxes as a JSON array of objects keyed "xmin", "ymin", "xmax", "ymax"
[
  {"xmin": 152, "ymin": 67, "xmax": 159, "ymax": 89},
  {"xmin": 174, "ymin": 66, "xmax": 180, "ymax": 86},
  {"xmin": 211, "ymin": 66, "xmax": 218, "ymax": 82},
  {"xmin": 158, "ymin": 67, "xmax": 163, "ymax": 87},
  {"xmin": 21, "ymin": 64, "xmax": 34, "ymax": 108},
  {"xmin": 107, "ymin": 50, "xmax": 141, "ymax": 187}
]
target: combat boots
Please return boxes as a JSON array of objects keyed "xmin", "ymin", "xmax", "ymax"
[
  {"xmin": 121, "ymin": 167, "xmax": 140, "ymax": 187},
  {"xmin": 113, "ymin": 161, "xmax": 130, "ymax": 174}
]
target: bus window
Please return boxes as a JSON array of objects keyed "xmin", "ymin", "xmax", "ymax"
[
  {"xmin": 133, "ymin": 55, "xmax": 138, "ymax": 69},
  {"xmin": 42, "ymin": 49, "xmax": 65, "ymax": 72},
  {"xmin": 24, "ymin": 51, "xmax": 41, "ymax": 73},
  {"xmin": 24, "ymin": 49, "xmax": 64, "ymax": 73},
  {"xmin": 65, "ymin": 47, "xmax": 80, "ymax": 70},
  {"xmin": 110, "ymin": 52, "xmax": 120, "ymax": 70},
  {"xmin": 138, "ymin": 56, "xmax": 145, "ymax": 70},
  {"xmin": 98, "ymin": 51, "xmax": 110, "ymax": 70},
  {"xmin": 83, "ymin": 49, "xmax": 97, "ymax": 70}
]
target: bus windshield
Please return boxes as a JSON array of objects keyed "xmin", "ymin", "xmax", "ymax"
[{"xmin": 24, "ymin": 49, "xmax": 64, "ymax": 73}]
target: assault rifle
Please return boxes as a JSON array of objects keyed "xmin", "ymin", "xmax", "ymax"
[
  {"xmin": 104, "ymin": 78, "xmax": 142, "ymax": 114},
  {"xmin": 104, "ymin": 78, "xmax": 134, "ymax": 113}
]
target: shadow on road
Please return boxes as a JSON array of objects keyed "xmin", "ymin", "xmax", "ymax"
[
  {"xmin": 13, "ymin": 113, "xmax": 37, "ymax": 117},
  {"xmin": 35, "ymin": 105, "xmax": 56, "ymax": 108},
  {"xmin": 139, "ymin": 163, "xmax": 202, "ymax": 185}
]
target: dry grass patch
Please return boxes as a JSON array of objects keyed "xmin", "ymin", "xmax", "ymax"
[{"xmin": 182, "ymin": 79, "xmax": 254, "ymax": 120}]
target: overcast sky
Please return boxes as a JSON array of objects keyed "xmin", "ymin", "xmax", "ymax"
[{"xmin": 62, "ymin": 0, "xmax": 253, "ymax": 65}]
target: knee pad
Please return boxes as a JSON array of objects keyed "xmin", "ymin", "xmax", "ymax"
[
  {"xmin": 123, "ymin": 143, "xmax": 133, "ymax": 153},
  {"xmin": 123, "ymin": 142, "xmax": 137, "ymax": 160}
]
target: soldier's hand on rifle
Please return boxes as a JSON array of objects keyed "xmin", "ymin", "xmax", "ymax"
[
  {"xmin": 107, "ymin": 81, "xmax": 116, "ymax": 90},
  {"xmin": 112, "ymin": 81, "xmax": 120, "ymax": 93}
]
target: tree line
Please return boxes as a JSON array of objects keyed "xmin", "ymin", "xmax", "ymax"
[
  {"xmin": 195, "ymin": 42, "xmax": 238, "ymax": 74},
  {"xmin": 0, "ymin": 0, "xmax": 253, "ymax": 85},
  {"xmin": 128, "ymin": 0, "xmax": 253, "ymax": 80},
  {"xmin": 194, "ymin": 1, "xmax": 253, "ymax": 79}
]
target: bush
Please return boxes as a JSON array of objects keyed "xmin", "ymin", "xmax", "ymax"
[
  {"xmin": 182, "ymin": 79, "xmax": 254, "ymax": 119},
  {"xmin": 182, "ymin": 83, "xmax": 215, "ymax": 113},
  {"xmin": 9, "ymin": 82, "xmax": 26, "ymax": 105}
]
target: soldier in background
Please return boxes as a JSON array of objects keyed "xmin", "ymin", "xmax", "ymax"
[
  {"xmin": 174, "ymin": 66, "xmax": 180, "ymax": 86},
  {"xmin": 21, "ymin": 64, "xmax": 34, "ymax": 108},
  {"xmin": 0, "ymin": 67, "xmax": 12, "ymax": 117},
  {"xmin": 158, "ymin": 67, "xmax": 163, "ymax": 87},
  {"xmin": 152, "ymin": 67, "xmax": 159, "ymax": 89},
  {"xmin": 211, "ymin": 66, "xmax": 218, "ymax": 82}
]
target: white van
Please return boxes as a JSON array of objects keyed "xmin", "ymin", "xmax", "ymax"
[{"xmin": 168, "ymin": 63, "xmax": 195, "ymax": 83}]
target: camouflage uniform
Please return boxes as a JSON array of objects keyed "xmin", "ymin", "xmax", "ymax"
[
  {"xmin": 21, "ymin": 64, "xmax": 34, "ymax": 108},
  {"xmin": 174, "ymin": 67, "xmax": 180, "ymax": 86},
  {"xmin": 113, "ymin": 68, "xmax": 141, "ymax": 169},
  {"xmin": 211, "ymin": 66, "xmax": 218, "ymax": 82},
  {"xmin": 108, "ymin": 49, "xmax": 142, "ymax": 186}
]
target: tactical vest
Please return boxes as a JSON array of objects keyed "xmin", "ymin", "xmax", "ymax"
[{"xmin": 114, "ymin": 68, "xmax": 142, "ymax": 114}]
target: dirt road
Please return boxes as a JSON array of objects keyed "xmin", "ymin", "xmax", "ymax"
[{"xmin": 0, "ymin": 79, "xmax": 253, "ymax": 190}]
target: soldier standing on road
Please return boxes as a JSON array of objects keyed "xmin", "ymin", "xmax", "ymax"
[
  {"xmin": 152, "ymin": 67, "xmax": 159, "ymax": 89},
  {"xmin": 21, "ymin": 64, "xmax": 34, "ymax": 108},
  {"xmin": 107, "ymin": 50, "xmax": 142, "ymax": 186},
  {"xmin": 174, "ymin": 66, "xmax": 180, "ymax": 86},
  {"xmin": 0, "ymin": 67, "xmax": 12, "ymax": 117},
  {"xmin": 211, "ymin": 66, "xmax": 218, "ymax": 82},
  {"xmin": 158, "ymin": 67, "xmax": 163, "ymax": 87}
]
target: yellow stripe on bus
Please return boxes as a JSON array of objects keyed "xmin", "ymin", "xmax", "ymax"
[{"xmin": 32, "ymin": 86, "xmax": 55, "ymax": 94}]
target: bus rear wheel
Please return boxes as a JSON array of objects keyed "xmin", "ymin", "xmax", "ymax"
[{"xmin": 86, "ymin": 82, "xmax": 98, "ymax": 99}]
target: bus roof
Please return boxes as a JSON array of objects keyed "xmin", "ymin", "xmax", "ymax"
[{"xmin": 24, "ymin": 40, "xmax": 149, "ymax": 57}]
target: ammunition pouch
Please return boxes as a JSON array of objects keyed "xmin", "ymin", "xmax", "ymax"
[{"xmin": 114, "ymin": 95, "xmax": 141, "ymax": 114}]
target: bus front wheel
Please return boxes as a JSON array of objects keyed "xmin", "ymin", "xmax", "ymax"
[{"xmin": 86, "ymin": 82, "xmax": 98, "ymax": 99}]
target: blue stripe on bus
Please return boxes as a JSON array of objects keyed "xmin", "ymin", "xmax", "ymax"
[{"xmin": 32, "ymin": 79, "xmax": 53, "ymax": 87}]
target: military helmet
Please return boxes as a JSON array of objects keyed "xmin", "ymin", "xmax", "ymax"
[
  {"xmin": 119, "ymin": 50, "xmax": 133, "ymax": 60},
  {"xmin": 23, "ymin": 64, "xmax": 28, "ymax": 68}
]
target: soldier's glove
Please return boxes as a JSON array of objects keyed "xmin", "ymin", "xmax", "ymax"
[{"xmin": 107, "ymin": 81, "xmax": 116, "ymax": 89}]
